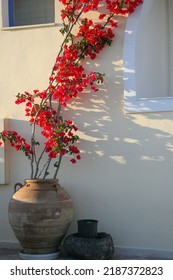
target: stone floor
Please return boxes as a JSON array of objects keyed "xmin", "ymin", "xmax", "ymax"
[
  {"xmin": 0, "ymin": 247, "xmax": 19, "ymax": 260},
  {"xmin": 0, "ymin": 246, "xmax": 172, "ymax": 260}
]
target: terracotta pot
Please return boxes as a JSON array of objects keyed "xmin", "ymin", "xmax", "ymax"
[{"xmin": 8, "ymin": 179, "xmax": 73, "ymax": 254}]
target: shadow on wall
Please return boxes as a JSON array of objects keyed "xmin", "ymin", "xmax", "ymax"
[
  {"xmin": 63, "ymin": 79, "xmax": 173, "ymax": 177},
  {"xmin": 5, "ymin": 88, "xmax": 173, "ymax": 186},
  {"xmin": 59, "ymin": 36, "xmax": 173, "ymax": 249},
  {"xmin": 61, "ymin": 25, "xmax": 173, "ymax": 179}
]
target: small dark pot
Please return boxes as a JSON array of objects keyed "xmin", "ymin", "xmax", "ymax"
[{"xmin": 77, "ymin": 219, "xmax": 98, "ymax": 238}]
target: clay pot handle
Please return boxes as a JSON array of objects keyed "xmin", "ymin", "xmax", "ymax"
[{"xmin": 14, "ymin": 183, "xmax": 23, "ymax": 193}]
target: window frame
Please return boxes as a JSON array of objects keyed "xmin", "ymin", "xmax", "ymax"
[
  {"xmin": 123, "ymin": 0, "xmax": 173, "ymax": 114},
  {"xmin": 8, "ymin": 0, "xmax": 14, "ymax": 27},
  {"xmin": 7, "ymin": 0, "xmax": 55, "ymax": 28}
]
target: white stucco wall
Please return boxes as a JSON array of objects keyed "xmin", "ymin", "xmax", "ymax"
[{"xmin": 1, "ymin": 1, "xmax": 173, "ymax": 252}]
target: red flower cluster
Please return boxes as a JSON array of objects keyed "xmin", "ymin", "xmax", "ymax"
[
  {"xmin": 43, "ymin": 117, "xmax": 80, "ymax": 163},
  {"xmin": 0, "ymin": 130, "xmax": 32, "ymax": 158},
  {"xmin": 15, "ymin": 93, "xmax": 81, "ymax": 163},
  {"xmin": 76, "ymin": 19, "xmax": 115, "ymax": 60},
  {"xmin": 60, "ymin": 0, "xmax": 101, "ymax": 21},
  {"xmin": 106, "ymin": 0, "xmax": 143, "ymax": 15},
  {"xmin": 15, "ymin": 91, "xmax": 34, "ymax": 105}
]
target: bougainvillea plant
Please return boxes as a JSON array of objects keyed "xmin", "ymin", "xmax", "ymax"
[{"xmin": 0, "ymin": 0, "xmax": 142, "ymax": 179}]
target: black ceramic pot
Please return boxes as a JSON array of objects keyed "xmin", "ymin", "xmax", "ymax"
[{"xmin": 77, "ymin": 219, "xmax": 98, "ymax": 238}]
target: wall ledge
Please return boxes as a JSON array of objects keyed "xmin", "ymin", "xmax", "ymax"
[
  {"xmin": 1, "ymin": 23, "xmax": 56, "ymax": 31},
  {"xmin": 0, "ymin": 241, "xmax": 20, "ymax": 249}
]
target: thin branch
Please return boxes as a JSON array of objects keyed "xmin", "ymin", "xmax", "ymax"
[
  {"xmin": 43, "ymin": 158, "xmax": 52, "ymax": 179},
  {"xmin": 53, "ymin": 155, "xmax": 62, "ymax": 179},
  {"xmin": 33, "ymin": 147, "xmax": 46, "ymax": 178},
  {"xmin": 37, "ymin": 158, "xmax": 51, "ymax": 179}
]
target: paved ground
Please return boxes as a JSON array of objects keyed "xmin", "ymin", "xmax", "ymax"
[
  {"xmin": 0, "ymin": 246, "xmax": 172, "ymax": 260},
  {"xmin": 0, "ymin": 247, "xmax": 19, "ymax": 260}
]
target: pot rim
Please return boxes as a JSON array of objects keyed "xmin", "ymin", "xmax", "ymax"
[
  {"xmin": 77, "ymin": 219, "xmax": 98, "ymax": 224},
  {"xmin": 25, "ymin": 179, "xmax": 59, "ymax": 183}
]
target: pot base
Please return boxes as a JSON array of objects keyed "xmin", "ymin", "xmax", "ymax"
[{"xmin": 19, "ymin": 250, "xmax": 60, "ymax": 260}]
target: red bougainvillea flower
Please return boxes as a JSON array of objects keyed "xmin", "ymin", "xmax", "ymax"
[{"xmin": 0, "ymin": 130, "xmax": 32, "ymax": 158}]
